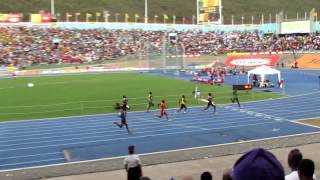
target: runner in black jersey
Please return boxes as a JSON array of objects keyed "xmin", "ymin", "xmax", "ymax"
[
  {"xmin": 203, "ymin": 93, "xmax": 216, "ymax": 113},
  {"xmin": 122, "ymin": 95, "xmax": 129, "ymax": 107},
  {"xmin": 114, "ymin": 109, "xmax": 132, "ymax": 135}
]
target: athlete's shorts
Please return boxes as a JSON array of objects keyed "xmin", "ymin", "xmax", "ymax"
[
  {"xmin": 120, "ymin": 114, "xmax": 126, "ymax": 123},
  {"xmin": 160, "ymin": 110, "xmax": 167, "ymax": 116},
  {"xmin": 180, "ymin": 104, "xmax": 187, "ymax": 109},
  {"xmin": 148, "ymin": 101, "xmax": 154, "ymax": 107}
]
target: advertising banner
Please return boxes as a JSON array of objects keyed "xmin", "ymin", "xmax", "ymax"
[
  {"xmin": 5, "ymin": 14, "xmax": 22, "ymax": 23},
  {"xmin": 15, "ymin": 70, "xmax": 41, "ymax": 76},
  {"xmin": 31, "ymin": 14, "xmax": 42, "ymax": 23},
  {"xmin": 41, "ymin": 13, "xmax": 52, "ymax": 23},
  {"xmin": 31, "ymin": 14, "xmax": 52, "ymax": 23},
  {"xmin": 280, "ymin": 21, "xmax": 311, "ymax": 34},
  {"xmin": 296, "ymin": 54, "xmax": 320, "ymax": 69},
  {"xmin": 225, "ymin": 55, "xmax": 280, "ymax": 67},
  {"xmin": 0, "ymin": 14, "xmax": 21, "ymax": 23},
  {"xmin": 198, "ymin": 0, "xmax": 221, "ymax": 24},
  {"xmin": 0, "ymin": 14, "xmax": 8, "ymax": 22}
]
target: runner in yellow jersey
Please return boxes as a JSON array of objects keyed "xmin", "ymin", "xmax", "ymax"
[
  {"xmin": 176, "ymin": 95, "xmax": 187, "ymax": 113},
  {"xmin": 146, "ymin": 91, "xmax": 154, "ymax": 112}
]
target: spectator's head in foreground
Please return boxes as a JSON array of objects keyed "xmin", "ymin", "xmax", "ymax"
[
  {"xmin": 298, "ymin": 159, "xmax": 315, "ymax": 180},
  {"xmin": 128, "ymin": 145, "xmax": 135, "ymax": 155},
  {"xmin": 201, "ymin": 171, "xmax": 212, "ymax": 180},
  {"xmin": 288, "ymin": 149, "xmax": 303, "ymax": 171},
  {"xmin": 223, "ymin": 148, "xmax": 284, "ymax": 180}
]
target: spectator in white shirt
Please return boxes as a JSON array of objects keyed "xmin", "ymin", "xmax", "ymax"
[
  {"xmin": 285, "ymin": 149, "xmax": 317, "ymax": 180},
  {"xmin": 124, "ymin": 145, "xmax": 142, "ymax": 180}
]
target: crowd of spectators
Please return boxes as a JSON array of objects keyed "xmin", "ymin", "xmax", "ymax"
[
  {"xmin": 1, "ymin": 26, "xmax": 320, "ymax": 67},
  {"xmin": 127, "ymin": 146, "xmax": 317, "ymax": 180}
]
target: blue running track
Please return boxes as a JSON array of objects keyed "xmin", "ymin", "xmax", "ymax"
[{"xmin": 0, "ymin": 70, "xmax": 319, "ymax": 171}]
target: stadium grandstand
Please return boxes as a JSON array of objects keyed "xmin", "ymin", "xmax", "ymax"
[{"xmin": 0, "ymin": 1, "xmax": 320, "ymax": 180}]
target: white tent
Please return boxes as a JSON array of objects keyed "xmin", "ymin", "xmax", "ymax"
[{"xmin": 247, "ymin": 65, "xmax": 281, "ymax": 84}]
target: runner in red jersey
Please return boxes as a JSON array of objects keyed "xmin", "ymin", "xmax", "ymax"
[{"xmin": 158, "ymin": 100, "xmax": 170, "ymax": 121}]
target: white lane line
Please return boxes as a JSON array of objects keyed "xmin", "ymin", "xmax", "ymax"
[
  {"xmin": 0, "ymin": 105, "xmax": 235, "ymax": 128},
  {"xmin": 0, "ymin": 108, "xmax": 221, "ymax": 131},
  {"xmin": 0, "ymin": 121, "xmax": 278, "ymax": 152},
  {"xmin": 244, "ymin": 107, "xmax": 320, "ymax": 113},
  {"xmin": 0, "ymin": 91, "xmax": 318, "ymax": 125},
  {"xmin": 0, "ymin": 97, "xmax": 318, "ymax": 165},
  {"xmin": 0, "ymin": 97, "xmax": 318, "ymax": 134},
  {"xmin": 0, "ymin": 109, "xmax": 274, "ymax": 141},
  {"xmin": 1, "ymin": 130, "xmax": 319, "ymax": 173},
  {"xmin": 0, "ymin": 158, "xmax": 65, "ymax": 168},
  {"xmin": 2, "ymin": 105, "xmax": 318, "ymax": 142},
  {"xmin": 0, "ymin": 108, "xmax": 219, "ymax": 130},
  {"xmin": 291, "ymin": 121, "xmax": 320, "ymax": 129},
  {"xmin": 0, "ymin": 109, "xmax": 260, "ymax": 136},
  {"xmin": 0, "ymin": 94, "xmax": 314, "ymax": 129},
  {"xmin": 242, "ymin": 100, "xmax": 320, "ymax": 110},
  {"xmin": 0, "ymin": 118, "xmax": 269, "ymax": 147},
  {"xmin": 243, "ymin": 101, "xmax": 320, "ymax": 110},
  {"xmin": 244, "ymin": 109, "xmax": 320, "ymax": 115},
  {"xmin": 1, "ymin": 108, "xmax": 317, "ymax": 134},
  {"xmin": 136, "ymin": 113, "xmax": 211, "ymax": 132},
  {"xmin": 290, "ymin": 117, "xmax": 320, "ymax": 129},
  {"xmin": 0, "ymin": 152, "xmax": 62, "ymax": 161}
]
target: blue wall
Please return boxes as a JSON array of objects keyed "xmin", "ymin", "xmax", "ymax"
[{"xmin": 3, "ymin": 21, "xmax": 319, "ymax": 33}]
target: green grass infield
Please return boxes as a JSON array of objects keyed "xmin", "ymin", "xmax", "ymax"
[{"xmin": 0, "ymin": 73, "xmax": 285, "ymax": 122}]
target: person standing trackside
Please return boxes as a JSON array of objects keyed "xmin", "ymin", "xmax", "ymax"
[
  {"xmin": 252, "ymin": 74, "xmax": 258, "ymax": 87},
  {"xmin": 124, "ymin": 145, "xmax": 142, "ymax": 180}
]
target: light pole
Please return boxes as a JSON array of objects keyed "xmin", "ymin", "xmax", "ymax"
[
  {"xmin": 51, "ymin": 0, "xmax": 55, "ymax": 15},
  {"xmin": 196, "ymin": 0, "xmax": 199, "ymax": 24},
  {"xmin": 115, "ymin": 13, "xmax": 120, "ymax": 22},
  {"xmin": 145, "ymin": 0, "xmax": 148, "ymax": 23}
]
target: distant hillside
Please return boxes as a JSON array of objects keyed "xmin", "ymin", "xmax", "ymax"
[{"xmin": 0, "ymin": 0, "xmax": 319, "ymax": 24}]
